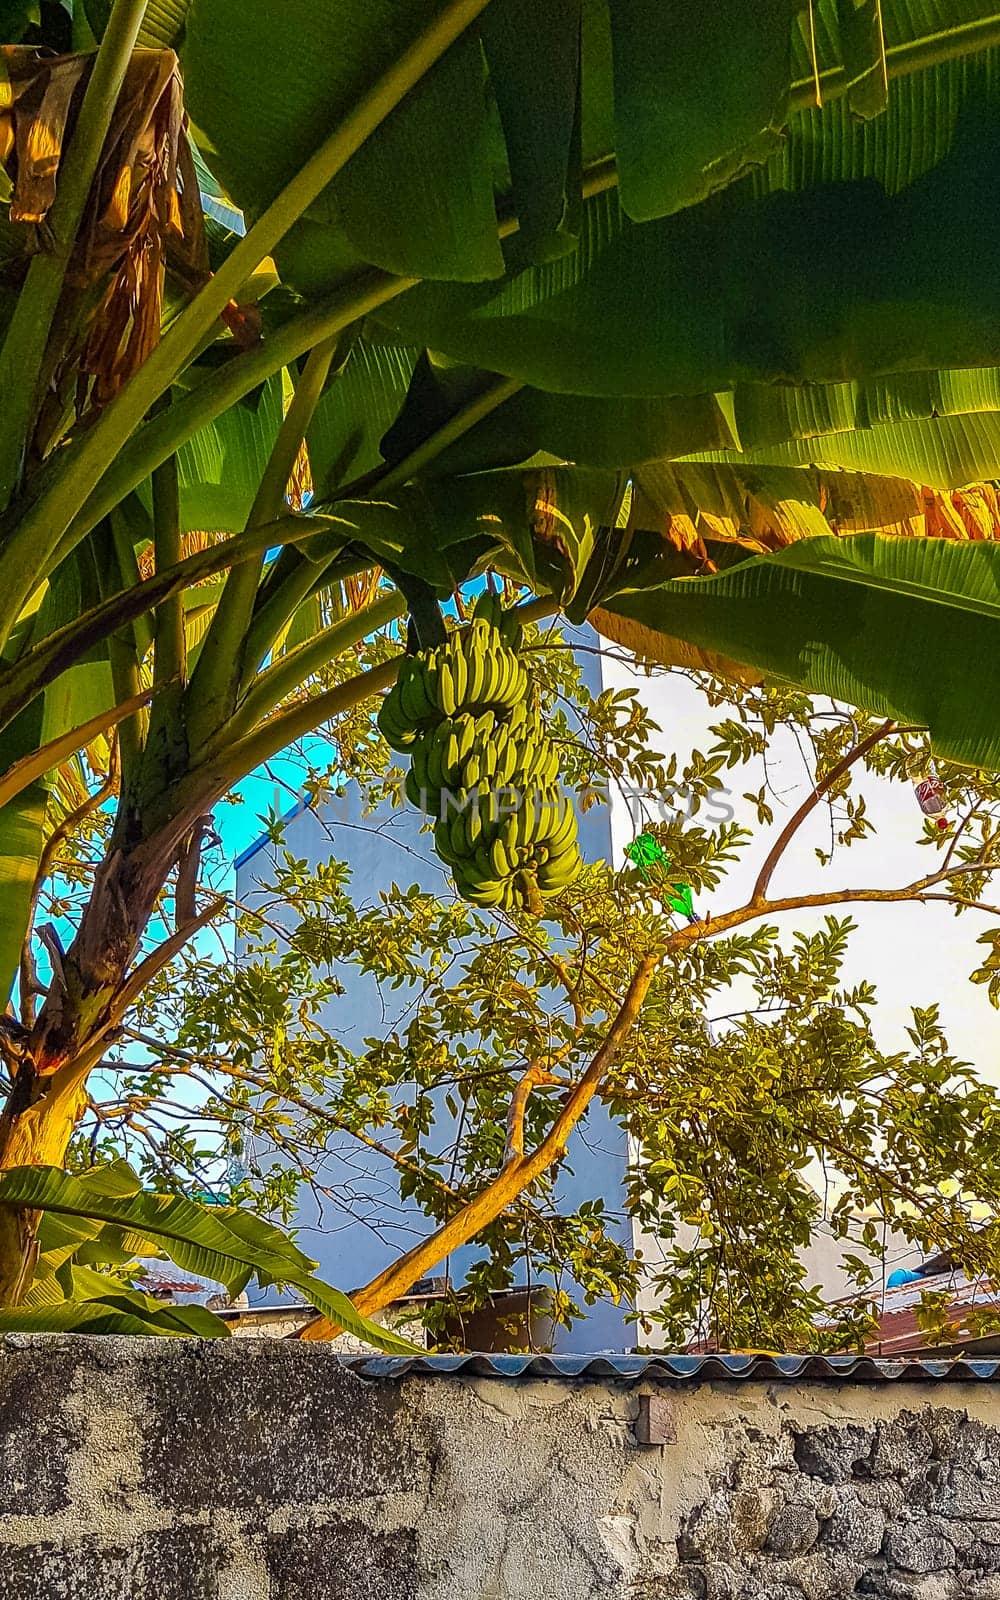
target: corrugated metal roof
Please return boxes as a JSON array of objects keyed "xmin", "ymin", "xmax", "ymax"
[
  {"xmin": 135, "ymin": 1272, "xmax": 207, "ymax": 1297},
  {"xmin": 860, "ymin": 1272, "xmax": 1000, "ymax": 1358},
  {"xmin": 343, "ymin": 1352, "xmax": 1000, "ymax": 1383}
]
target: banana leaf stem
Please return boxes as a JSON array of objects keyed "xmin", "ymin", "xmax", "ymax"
[
  {"xmin": 789, "ymin": 10, "xmax": 1000, "ymax": 113},
  {"xmin": 169, "ymin": 655, "xmax": 404, "ymax": 826},
  {"xmin": 0, "ymin": 513, "xmax": 352, "ymax": 739},
  {"xmin": 570, "ymin": 12, "xmax": 1000, "ymax": 208},
  {"xmin": 336, "ymin": 372, "xmax": 523, "ymax": 500},
  {"xmin": 221, "ymin": 588, "xmax": 407, "ymax": 747},
  {"xmin": 151, "ymin": 437, "xmax": 184, "ymax": 691},
  {"xmin": 186, "ymin": 336, "xmax": 344, "ymax": 753},
  {"xmin": 0, "ymin": 0, "xmax": 150, "ymax": 511},
  {"xmin": 0, "ymin": 273, "xmax": 409, "ymax": 654}
]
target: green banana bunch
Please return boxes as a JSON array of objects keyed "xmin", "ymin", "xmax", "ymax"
[{"xmin": 378, "ymin": 591, "xmax": 582, "ymax": 912}]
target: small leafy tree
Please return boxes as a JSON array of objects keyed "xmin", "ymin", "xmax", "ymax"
[{"xmin": 98, "ymin": 641, "xmax": 1000, "ymax": 1350}]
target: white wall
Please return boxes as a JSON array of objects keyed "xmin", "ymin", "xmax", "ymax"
[{"xmin": 599, "ymin": 653, "xmax": 1000, "ymax": 1072}]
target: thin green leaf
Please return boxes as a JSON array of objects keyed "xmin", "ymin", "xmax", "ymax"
[
  {"xmin": 138, "ymin": 0, "xmax": 191, "ymax": 48},
  {"xmin": 293, "ymin": 1275, "xmax": 422, "ymax": 1354},
  {"xmin": 0, "ymin": 1297, "xmax": 227, "ymax": 1336}
]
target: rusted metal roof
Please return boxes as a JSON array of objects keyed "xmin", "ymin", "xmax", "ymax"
[
  {"xmin": 135, "ymin": 1273, "xmax": 206, "ymax": 1297},
  {"xmin": 860, "ymin": 1272, "xmax": 1000, "ymax": 1358},
  {"xmin": 344, "ymin": 1352, "xmax": 1000, "ymax": 1383}
]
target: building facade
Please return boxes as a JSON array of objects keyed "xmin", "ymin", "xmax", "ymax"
[{"xmin": 235, "ymin": 629, "xmax": 635, "ymax": 1351}]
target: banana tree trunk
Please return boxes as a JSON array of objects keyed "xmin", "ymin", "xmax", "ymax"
[
  {"xmin": 0, "ymin": 1060, "xmax": 92, "ymax": 1301},
  {"xmin": 0, "ymin": 807, "xmax": 200, "ymax": 1302}
]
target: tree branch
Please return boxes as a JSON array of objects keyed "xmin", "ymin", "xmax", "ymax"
[
  {"xmin": 750, "ymin": 720, "xmax": 895, "ymax": 904},
  {"xmin": 668, "ymin": 860, "xmax": 999, "ymax": 955},
  {"xmin": 32, "ymin": 893, "xmax": 228, "ymax": 1098},
  {"xmin": 299, "ymin": 950, "xmax": 660, "ymax": 1339},
  {"xmin": 503, "ymin": 1065, "xmax": 561, "ymax": 1168}
]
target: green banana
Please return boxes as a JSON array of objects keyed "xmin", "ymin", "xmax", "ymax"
[
  {"xmin": 490, "ymin": 836, "xmax": 514, "ymax": 879},
  {"xmin": 444, "ymin": 728, "xmax": 461, "ymax": 786},
  {"xmin": 498, "ymin": 609, "xmax": 524, "ymax": 651},
  {"xmin": 473, "ymin": 591, "xmax": 502, "ymax": 628},
  {"xmin": 396, "ymin": 661, "xmax": 424, "ymax": 726},
  {"xmin": 447, "ymin": 802, "xmax": 468, "ymax": 860},
  {"xmin": 457, "ymin": 713, "xmax": 476, "ymax": 763},
  {"xmin": 463, "ymin": 800, "xmax": 484, "ymax": 850},
  {"xmin": 451, "ymin": 642, "xmax": 468, "ymax": 706},
  {"xmin": 437, "ymin": 659, "xmax": 457, "ymax": 717},
  {"xmin": 392, "ymin": 602, "xmax": 581, "ymax": 911}
]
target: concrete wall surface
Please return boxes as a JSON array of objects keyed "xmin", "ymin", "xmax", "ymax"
[{"xmin": 6, "ymin": 1338, "xmax": 1000, "ymax": 1598}]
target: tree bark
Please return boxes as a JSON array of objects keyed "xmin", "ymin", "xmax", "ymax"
[{"xmin": 0, "ymin": 802, "xmax": 205, "ymax": 1302}]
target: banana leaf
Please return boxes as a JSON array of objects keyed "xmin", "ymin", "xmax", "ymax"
[
  {"xmin": 683, "ymin": 410, "xmax": 1000, "ymax": 491},
  {"xmin": 376, "ymin": 139, "xmax": 1000, "ymax": 395},
  {"xmin": 0, "ymin": 1165, "xmax": 420, "ymax": 1352},
  {"xmin": 597, "ymin": 533, "xmax": 1000, "ymax": 768},
  {"xmin": 0, "ymin": 777, "xmax": 47, "ymax": 1010},
  {"xmin": 608, "ymin": 0, "xmax": 804, "ymax": 220},
  {"xmin": 482, "ymin": 0, "xmax": 583, "ymax": 258},
  {"xmin": 0, "ymin": 1297, "xmax": 228, "ymax": 1336},
  {"xmin": 178, "ymin": 0, "xmax": 1000, "ymax": 298},
  {"xmin": 372, "ymin": 16, "xmax": 1000, "ymax": 394},
  {"xmin": 0, "ymin": 1164, "xmax": 313, "ymax": 1294},
  {"xmin": 731, "ymin": 366, "xmax": 1000, "ymax": 450},
  {"xmin": 370, "ymin": 350, "xmax": 739, "ymax": 481},
  {"xmin": 172, "ymin": 374, "xmax": 285, "ymax": 534},
  {"xmin": 182, "ymin": 0, "xmax": 503, "ymax": 283},
  {"xmin": 307, "ymin": 341, "xmax": 421, "ymax": 497}
]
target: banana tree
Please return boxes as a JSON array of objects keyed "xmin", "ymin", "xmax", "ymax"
[
  {"xmin": 0, "ymin": 1159, "xmax": 418, "ymax": 1345},
  {"xmin": 3, "ymin": 0, "xmax": 1000, "ymax": 1306}
]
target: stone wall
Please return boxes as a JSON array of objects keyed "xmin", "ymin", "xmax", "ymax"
[{"xmin": 5, "ymin": 1338, "xmax": 1000, "ymax": 1598}]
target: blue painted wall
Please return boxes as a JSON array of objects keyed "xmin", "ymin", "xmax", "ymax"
[{"xmin": 235, "ymin": 631, "xmax": 634, "ymax": 1351}]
